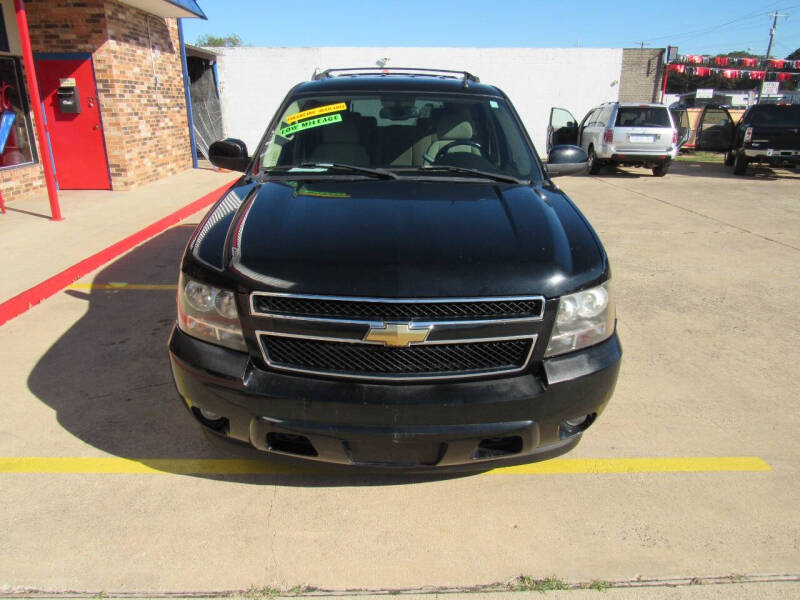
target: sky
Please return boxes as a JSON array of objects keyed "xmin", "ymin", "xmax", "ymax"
[{"xmin": 182, "ymin": 0, "xmax": 800, "ymax": 58}]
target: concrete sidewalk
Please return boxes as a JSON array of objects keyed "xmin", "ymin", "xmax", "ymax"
[{"xmin": 0, "ymin": 167, "xmax": 236, "ymax": 306}]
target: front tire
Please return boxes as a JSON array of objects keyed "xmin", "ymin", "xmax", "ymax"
[
  {"xmin": 587, "ymin": 146, "xmax": 601, "ymax": 175},
  {"xmin": 733, "ymin": 151, "xmax": 748, "ymax": 175},
  {"xmin": 652, "ymin": 161, "xmax": 670, "ymax": 177}
]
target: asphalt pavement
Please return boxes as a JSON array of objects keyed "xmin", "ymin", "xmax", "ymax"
[{"xmin": 0, "ymin": 160, "xmax": 798, "ymax": 596}]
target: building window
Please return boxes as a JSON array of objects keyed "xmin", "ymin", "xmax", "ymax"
[{"xmin": 0, "ymin": 56, "xmax": 37, "ymax": 169}]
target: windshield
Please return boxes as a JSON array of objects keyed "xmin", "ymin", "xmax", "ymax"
[
  {"xmin": 258, "ymin": 92, "xmax": 539, "ymax": 181},
  {"xmin": 615, "ymin": 107, "xmax": 671, "ymax": 128},
  {"xmin": 750, "ymin": 105, "xmax": 800, "ymax": 127}
]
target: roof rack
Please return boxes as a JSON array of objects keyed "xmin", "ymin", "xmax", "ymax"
[{"xmin": 311, "ymin": 67, "xmax": 480, "ymax": 86}]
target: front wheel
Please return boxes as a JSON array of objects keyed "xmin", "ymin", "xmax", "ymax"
[
  {"xmin": 733, "ymin": 151, "xmax": 748, "ymax": 175},
  {"xmin": 652, "ymin": 161, "xmax": 670, "ymax": 177},
  {"xmin": 586, "ymin": 146, "xmax": 601, "ymax": 175}
]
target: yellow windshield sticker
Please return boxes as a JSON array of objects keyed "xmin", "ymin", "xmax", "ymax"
[
  {"xmin": 280, "ymin": 113, "xmax": 342, "ymax": 137},
  {"xmin": 286, "ymin": 102, "xmax": 347, "ymax": 124}
]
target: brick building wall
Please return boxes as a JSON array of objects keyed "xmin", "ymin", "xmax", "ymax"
[
  {"xmin": 618, "ymin": 48, "xmax": 665, "ymax": 103},
  {"xmin": 102, "ymin": 1, "xmax": 192, "ymax": 188},
  {"xmin": 2, "ymin": 0, "xmax": 192, "ymax": 202},
  {"xmin": 0, "ymin": 160, "xmax": 44, "ymax": 202}
]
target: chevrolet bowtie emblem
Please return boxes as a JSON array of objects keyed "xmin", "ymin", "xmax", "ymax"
[{"xmin": 364, "ymin": 322, "xmax": 431, "ymax": 347}]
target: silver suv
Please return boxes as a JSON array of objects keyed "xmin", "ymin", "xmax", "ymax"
[{"xmin": 547, "ymin": 102, "xmax": 678, "ymax": 176}]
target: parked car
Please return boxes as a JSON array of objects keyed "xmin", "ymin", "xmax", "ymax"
[
  {"xmin": 168, "ymin": 67, "xmax": 621, "ymax": 470},
  {"xmin": 547, "ymin": 102, "xmax": 678, "ymax": 176},
  {"xmin": 724, "ymin": 103, "xmax": 800, "ymax": 175}
]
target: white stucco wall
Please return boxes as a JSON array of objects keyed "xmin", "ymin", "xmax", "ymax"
[{"xmin": 215, "ymin": 47, "xmax": 624, "ymax": 155}]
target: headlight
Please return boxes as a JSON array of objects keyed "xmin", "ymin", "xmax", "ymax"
[
  {"xmin": 177, "ymin": 274, "xmax": 247, "ymax": 351},
  {"xmin": 545, "ymin": 281, "xmax": 615, "ymax": 357}
]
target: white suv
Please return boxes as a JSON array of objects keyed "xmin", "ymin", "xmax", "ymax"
[{"xmin": 547, "ymin": 102, "xmax": 678, "ymax": 176}]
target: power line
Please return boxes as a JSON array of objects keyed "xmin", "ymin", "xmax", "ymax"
[{"xmin": 630, "ymin": 4, "xmax": 797, "ymax": 45}]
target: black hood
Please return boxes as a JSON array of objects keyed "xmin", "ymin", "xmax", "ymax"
[{"xmin": 193, "ymin": 179, "xmax": 607, "ymax": 298}]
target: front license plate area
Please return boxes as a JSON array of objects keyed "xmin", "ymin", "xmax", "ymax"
[{"xmin": 344, "ymin": 439, "xmax": 446, "ymax": 466}]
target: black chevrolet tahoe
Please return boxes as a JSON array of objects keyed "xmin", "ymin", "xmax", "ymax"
[
  {"xmin": 168, "ymin": 68, "xmax": 621, "ymax": 469},
  {"xmin": 726, "ymin": 103, "xmax": 800, "ymax": 175}
]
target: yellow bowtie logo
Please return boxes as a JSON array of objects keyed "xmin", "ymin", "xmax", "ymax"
[{"xmin": 364, "ymin": 323, "xmax": 431, "ymax": 347}]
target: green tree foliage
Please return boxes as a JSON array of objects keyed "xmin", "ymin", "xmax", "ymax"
[
  {"xmin": 787, "ymin": 48, "xmax": 800, "ymax": 61},
  {"xmin": 195, "ymin": 33, "xmax": 243, "ymax": 47},
  {"xmin": 725, "ymin": 50, "xmax": 762, "ymax": 58}
]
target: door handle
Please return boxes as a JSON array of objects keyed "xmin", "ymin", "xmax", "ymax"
[{"xmin": 93, "ymin": 124, "xmax": 99, "ymax": 130}]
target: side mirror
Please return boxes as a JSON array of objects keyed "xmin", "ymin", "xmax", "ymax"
[
  {"xmin": 545, "ymin": 145, "xmax": 588, "ymax": 177},
  {"xmin": 209, "ymin": 138, "xmax": 250, "ymax": 172}
]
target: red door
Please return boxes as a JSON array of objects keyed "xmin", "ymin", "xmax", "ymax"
[{"xmin": 35, "ymin": 57, "xmax": 110, "ymax": 190}]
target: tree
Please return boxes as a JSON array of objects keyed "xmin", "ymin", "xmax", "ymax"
[
  {"xmin": 725, "ymin": 50, "xmax": 762, "ymax": 58},
  {"xmin": 787, "ymin": 48, "xmax": 800, "ymax": 61},
  {"xmin": 196, "ymin": 33, "xmax": 243, "ymax": 47}
]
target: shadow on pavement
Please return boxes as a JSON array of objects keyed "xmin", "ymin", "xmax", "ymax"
[{"xmin": 26, "ymin": 226, "xmax": 475, "ymax": 487}]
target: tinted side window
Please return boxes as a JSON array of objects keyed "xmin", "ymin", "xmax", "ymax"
[{"xmin": 750, "ymin": 105, "xmax": 800, "ymax": 127}]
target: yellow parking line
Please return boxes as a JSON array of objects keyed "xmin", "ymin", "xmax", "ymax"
[
  {"xmin": 67, "ymin": 283, "xmax": 177, "ymax": 290},
  {"xmin": 491, "ymin": 456, "xmax": 771, "ymax": 475},
  {"xmin": 0, "ymin": 456, "xmax": 771, "ymax": 475}
]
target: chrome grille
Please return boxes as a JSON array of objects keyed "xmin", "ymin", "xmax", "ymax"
[
  {"xmin": 250, "ymin": 292, "xmax": 543, "ymax": 381},
  {"xmin": 261, "ymin": 336, "xmax": 532, "ymax": 379},
  {"xmin": 251, "ymin": 294, "xmax": 544, "ymax": 321}
]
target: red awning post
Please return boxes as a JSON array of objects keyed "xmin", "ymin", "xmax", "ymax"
[
  {"xmin": 660, "ymin": 64, "xmax": 670, "ymax": 104},
  {"xmin": 14, "ymin": 0, "xmax": 62, "ymax": 221}
]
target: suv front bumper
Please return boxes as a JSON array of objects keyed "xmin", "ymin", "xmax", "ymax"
[{"xmin": 168, "ymin": 326, "xmax": 621, "ymax": 470}]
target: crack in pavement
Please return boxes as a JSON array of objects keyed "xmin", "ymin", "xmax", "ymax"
[
  {"xmin": 2, "ymin": 573, "xmax": 799, "ymax": 597},
  {"xmin": 588, "ymin": 177, "xmax": 800, "ymax": 254}
]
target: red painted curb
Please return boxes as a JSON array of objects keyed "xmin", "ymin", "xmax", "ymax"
[{"xmin": 0, "ymin": 179, "xmax": 236, "ymax": 327}]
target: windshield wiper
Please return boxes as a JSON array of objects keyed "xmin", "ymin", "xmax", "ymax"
[
  {"xmin": 296, "ymin": 162, "xmax": 399, "ymax": 179},
  {"xmin": 401, "ymin": 166, "xmax": 527, "ymax": 185}
]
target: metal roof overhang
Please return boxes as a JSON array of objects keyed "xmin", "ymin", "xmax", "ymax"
[
  {"xmin": 117, "ymin": 0, "xmax": 207, "ymax": 19},
  {"xmin": 185, "ymin": 44, "xmax": 218, "ymax": 61}
]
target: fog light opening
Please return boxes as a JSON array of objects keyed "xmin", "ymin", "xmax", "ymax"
[
  {"xmin": 191, "ymin": 406, "xmax": 228, "ymax": 432},
  {"xmin": 560, "ymin": 413, "xmax": 596, "ymax": 437},
  {"xmin": 473, "ymin": 435, "xmax": 523, "ymax": 460},
  {"xmin": 266, "ymin": 432, "xmax": 318, "ymax": 457},
  {"xmin": 199, "ymin": 408, "xmax": 222, "ymax": 421}
]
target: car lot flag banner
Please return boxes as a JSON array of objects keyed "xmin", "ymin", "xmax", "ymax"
[{"xmin": 667, "ymin": 54, "xmax": 800, "ymax": 82}]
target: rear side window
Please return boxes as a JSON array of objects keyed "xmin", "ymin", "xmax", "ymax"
[
  {"xmin": 615, "ymin": 107, "xmax": 671, "ymax": 128},
  {"xmin": 750, "ymin": 105, "xmax": 800, "ymax": 127},
  {"xmin": 596, "ymin": 106, "xmax": 613, "ymax": 128}
]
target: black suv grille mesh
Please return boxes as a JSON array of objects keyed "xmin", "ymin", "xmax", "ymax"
[
  {"xmin": 261, "ymin": 336, "xmax": 532, "ymax": 377},
  {"xmin": 253, "ymin": 296, "xmax": 543, "ymax": 321}
]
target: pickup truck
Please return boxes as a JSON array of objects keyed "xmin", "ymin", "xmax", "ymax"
[{"xmin": 725, "ymin": 104, "xmax": 800, "ymax": 175}]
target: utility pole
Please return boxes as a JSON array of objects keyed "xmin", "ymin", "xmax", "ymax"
[{"xmin": 757, "ymin": 11, "xmax": 788, "ymax": 104}]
